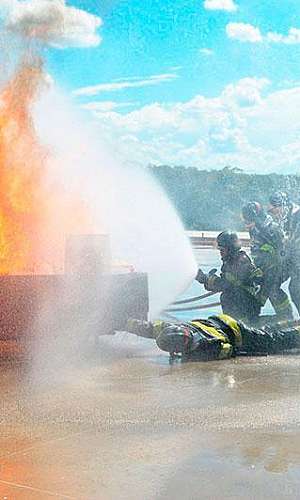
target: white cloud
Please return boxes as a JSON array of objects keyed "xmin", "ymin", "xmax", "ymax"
[
  {"xmin": 221, "ymin": 77, "xmax": 270, "ymax": 107},
  {"xmin": 80, "ymin": 77, "xmax": 300, "ymax": 173},
  {"xmin": 226, "ymin": 22, "xmax": 262, "ymax": 42},
  {"xmin": 2, "ymin": 0, "xmax": 102, "ymax": 48},
  {"xmin": 227, "ymin": 22, "xmax": 300, "ymax": 46},
  {"xmin": 73, "ymin": 73, "xmax": 178, "ymax": 97},
  {"xmin": 204, "ymin": 0, "xmax": 237, "ymax": 12},
  {"xmin": 199, "ymin": 48, "xmax": 214, "ymax": 56},
  {"xmin": 267, "ymin": 27, "xmax": 300, "ymax": 45},
  {"xmin": 81, "ymin": 101, "xmax": 134, "ymax": 112}
]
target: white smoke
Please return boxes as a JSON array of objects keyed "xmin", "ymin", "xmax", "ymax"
[{"xmin": 0, "ymin": 0, "xmax": 102, "ymax": 48}]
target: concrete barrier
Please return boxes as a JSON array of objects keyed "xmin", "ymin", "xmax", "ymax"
[{"xmin": 186, "ymin": 231, "xmax": 250, "ymax": 248}]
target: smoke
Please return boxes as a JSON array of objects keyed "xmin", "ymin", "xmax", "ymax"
[{"xmin": 0, "ymin": 0, "xmax": 102, "ymax": 48}]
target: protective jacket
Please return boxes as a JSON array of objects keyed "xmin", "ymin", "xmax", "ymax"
[
  {"xmin": 249, "ymin": 215, "xmax": 283, "ymax": 267},
  {"xmin": 169, "ymin": 315, "xmax": 242, "ymax": 360},
  {"xmin": 248, "ymin": 216, "xmax": 292, "ymax": 320},
  {"xmin": 201, "ymin": 249, "xmax": 261, "ymax": 324}
]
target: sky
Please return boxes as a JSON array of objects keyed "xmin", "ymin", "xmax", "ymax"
[{"xmin": 2, "ymin": 0, "xmax": 300, "ymax": 173}]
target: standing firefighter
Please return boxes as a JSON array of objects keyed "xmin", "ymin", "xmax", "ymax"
[
  {"xmin": 195, "ymin": 231, "xmax": 261, "ymax": 324},
  {"xmin": 268, "ymin": 191, "xmax": 300, "ymax": 315},
  {"xmin": 126, "ymin": 315, "xmax": 300, "ymax": 362},
  {"xmin": 242, "ymin": 201, "xmax": 293, "ymax": 321}
]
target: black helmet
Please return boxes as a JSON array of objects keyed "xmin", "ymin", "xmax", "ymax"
[
  {"xmin": 156, "ymin": 324, "xmax": 191, "ymax": 354},
  {"xmin": 269, "ymin": 191, "xmax": 289, "ymax": 208},
  {"xmin": 216, "ymin": 231, "xmax": 241, "ymax": 251},
  {"xmin": 242, "ymin": 201, "xmax": 264, "ymax": 223}
]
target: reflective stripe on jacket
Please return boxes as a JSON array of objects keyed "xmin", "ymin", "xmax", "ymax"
[{"xmin": 190, "ymin": 315, "xmax": 242, "ymax": 359}]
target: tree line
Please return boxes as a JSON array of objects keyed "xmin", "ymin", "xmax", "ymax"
[{"xmin": 148, "ymin": 165, "xmax": 300, "ymax": 230}]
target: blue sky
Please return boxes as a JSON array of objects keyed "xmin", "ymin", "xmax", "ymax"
[
  {"xmin": 3, "ymin": 0, "xmax": 300, "ymax": 172},
  {"xmin": 46, "ymin": 0, "xmax": 300, "ymax": 100}
]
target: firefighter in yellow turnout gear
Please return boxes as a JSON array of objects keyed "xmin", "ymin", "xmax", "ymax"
[{"xmin": 127, "ymin": 315, "xmax": 300, "ymax": 361}]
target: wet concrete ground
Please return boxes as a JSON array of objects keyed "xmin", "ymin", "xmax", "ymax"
[{"xmin": 1, "ymin": 334, "xmax": 300, "ymax": 499}]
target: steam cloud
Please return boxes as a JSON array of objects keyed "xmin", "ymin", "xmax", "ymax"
[{"xmin": 0, "ymin": 0, "xmax": 102, "ymax": 48}]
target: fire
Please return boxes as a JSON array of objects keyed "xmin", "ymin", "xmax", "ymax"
[{"xmin": 0, "ymin": 59, "xmax": 91, "ymax": 274}]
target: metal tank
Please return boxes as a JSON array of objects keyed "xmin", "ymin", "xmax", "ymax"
[{"xmin": 0, "ymin": 235, "xmax": 149, "ymax": 342}]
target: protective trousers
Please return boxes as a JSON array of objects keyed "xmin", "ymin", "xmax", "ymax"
[
  {"xmin": 253, "ymin": 248, "xmax": 293, "ymax": 321},
  {"xmin": 289, "ymin": 274, "xmax": 300, "ymax": 315},
  {"xmin": 239, "ymin": 322, "xmax": 300, "ymax": 355},
  {"xmin": 286, "ymin": 240, "xmax": 300, "ymax": 315}
]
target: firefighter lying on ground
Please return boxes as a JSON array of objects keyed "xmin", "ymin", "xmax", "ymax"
[
  {"xmin": 126, "ymin": 315, "xmax": 300, "ymax": 362},
  {"xmin": 195, "ymin": 230, "xmax": 262, "ymax": 324}
]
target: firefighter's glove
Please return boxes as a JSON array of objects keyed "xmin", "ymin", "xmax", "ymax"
[
  {"xmin": 195, "ymin": 268, "xmax": 207, "ymax": 284},
  {"xmin": 126, "ymin": 318, "xmax": 154, "ymax": 338}
]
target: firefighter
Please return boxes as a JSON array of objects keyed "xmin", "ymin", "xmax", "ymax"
[
  {"xmin": 268, "ymin": 191, "xmax": 300, "ymax": 315},
  {"xmin": 242, "ymin": 201, "xmax": 293, "ymax": 321},
  {"xmin": 195, "ymin": 230, "xmax": 261, "ymax": 324},
  {"xmin": 126, "ymin": 315, "xmax": 300, "ymax": 362},
  {"xmin": 268, "ymin": 191, "xmax": 300, "ymax": 234}
]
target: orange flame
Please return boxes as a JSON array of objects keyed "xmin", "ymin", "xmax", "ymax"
[{"xmin": 0, "ymin": 60, "xmax": 91, "ymax": 274}]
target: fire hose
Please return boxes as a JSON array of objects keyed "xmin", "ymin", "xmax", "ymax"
[
  {"xmin": 163, "ymin": 285, "xmax": 221, "ymax": 314},
  {"xmin": 164, "ymin": 300, "xmax": 221, "ymax": 313},
  {"xmin": 171, "ymin": 290, "xmax": 217, "ymax": 305}
]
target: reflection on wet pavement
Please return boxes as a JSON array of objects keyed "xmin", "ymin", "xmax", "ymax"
[{"xmin": 1, "ymin": 334, "xmax": 300, "ymax": 499}]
